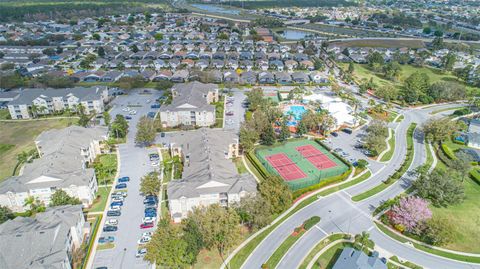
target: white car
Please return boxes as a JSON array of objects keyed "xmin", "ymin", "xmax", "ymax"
[
  {"xmin": 137, "ymin": 236, "xmax": 152, "ymax": 245},
  {"xmin": 111, "ymin": 196, "xmax": 124, "ymax": 202},
  {"xmin": 142, "ymin": 217, "xmax": 156, "ymax": 224},
  {"xmin": 136, "ymin": 248, "xmax": 147, "ymax": 258},
  {"xmin": 151, "ymin": 161, "xmax": 159, "ymax": 166},
  {"xmin": 105, "ymin": 219, "xmax": 118, "ymax": 226},
  {"xmin": 109, "ymin": 205, "xmax": 121, "ymax": 211},
  {"xmin": 122, "ymin": 107, "xmax": 129, "ymax": 112}
]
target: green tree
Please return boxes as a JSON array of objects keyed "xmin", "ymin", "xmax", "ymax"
[
  {"xmin": 413, "ymin": 168, "xmax": 465, "ymax": 207},
  {"xmin": 103, "ymin": 111, "xmax": 111, "ymax": 126},
  {"xmin": 376, "ymin": 85, "xmax": 398, "ymax": 102},
  {"xmin": 181, "ymin": 217, "xmax": 204, "ymax": 265},
  {"xmin": 154, "ymin": 33, "xmax": 163, "ymax": 40},
  {"xmin": 382, "ymin": 61, "xmax": 402, "ymax": 81},
  {"xmin": 402, "ymin": 73, "xmax": 430, "ymax": 103},
  {"xmin": 296, "ymin": 120, "xmax": 307, "ymax": 136},
  {"xmin": 190, "ymin": 204, "xmax": 241, "ymax": 264},
  {"xmin": 145, "ymin": 219, "xmax": 190, "ymax": 268},
  {"xmin": 451, "ymin": 152, "xmax": 472, "ymax": 182},
  {"xmin": 78, "ymin": 114, "xmax": 90, "ymax": 127},
  {"xmin": 245, "ymin": 88, "xmax": 264, "ymax": 112},
  {"xmin": 0, "ymin": 206, "xmax": 14, "ymax": 224},
  {"xmin": 422, "ymin": 119, "xmax": 458, "ymax": 143},
  {"xmin": 97, "ymin": 46, "xmax": 105, "ymax": 57},
  {"xmin": 92, "ymin": 33, "xmax": 101, "ymax": 41},
  {"xmin": 50, "ymin": 189, "xmax": 81, "ymax": 206},
  {"xmin": 131, "ymin": 44, "xmax": 139, "ymax": 53},
  {"xmin": 366, "ymin": 51, "xmax": 384, "ymax": 72},
  {"xmin": 239, "ymin": 123, "xmax": 259, "ymax": 153},
  {"xmin": 111, "ymin": 114, "xmax": 129, "ymax": 138},
  {"xmin": 24, "ymin": 197, "xmax": 46, "ymax": 215},
  {"xmin": 278, "ymin": 118, "xmax": 290, "ymax": 142},
  {"xmin": 260, "ymin": 124, "xmax": 276, "ymax": 145},
  {"xmin": 258, "ymin": 175, "xmax": 292, "ymax": 214},
  {"xmin": 135, "ymin": 116, "xmax": 156, "ymax": 146},
  {"xmin": 234, "ymin": 194, "xmax": 273, "ymax": 230},
  {"xmin": 347, "ymin": 62, "xmax": 355, "ymax": 74},
  {"xmin": 442, "ymin": 52, "xmax": 456, "ymax": 71},
  {"xmin": 140, "ymin": 171, "xmax": 160, "ymax": 196},
  {"xmin": 354, "ymin": 231, "xmax": 372, "ymax": 252}
]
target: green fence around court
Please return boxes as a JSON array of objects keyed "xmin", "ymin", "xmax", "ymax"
[{"xmin": 255, "ymin": 139, "xmax": 349, "ymax": 191}]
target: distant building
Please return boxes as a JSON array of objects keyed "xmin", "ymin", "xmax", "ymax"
[
  {"xmin": 467, "ymin": 119, "xmax": 480, "ymax": 149},
  {"xmin": 332, "ymin": 247, "xmax": 387, "ymax": 269},
  {"xmin": 159, "ymin": 81, "xmax": 218, "ymax": 128},
  {"xmin": 7, "ymin": 86, "xmax": 109, "ymax": 120},
  {"xmin": 0, "ymin": 126, "xmax": 107, "ymax": 212},
  {"xmin": 167, "ymin": 128, "xmax": 257, "ymax": 223},
  {"xmin": 0, "ymin": 205, "xmax": 88, "ymax": 269}
]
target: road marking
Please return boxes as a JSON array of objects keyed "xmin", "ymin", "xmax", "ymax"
[
  {"xmin": 367, "ymin": 225, "xmax": 374, "ymax": 231},
  {"xmin": 315, "ymin": 225, "xmax": 329, "ymax": 235},
  {"xmin": 341, "ymin": 190, "xmax": 352, "ymax": 198}
]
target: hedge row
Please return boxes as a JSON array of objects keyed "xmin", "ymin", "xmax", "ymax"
[
  {"xmin": 440, "ymin": 143, "xmax": 456, "ymax": 160},
  {"xmin": 471, "ymin": 169, "xmax": 480, "ymax": 185},
  {"xmin": 292, "ymin": 167, "xmax": 353, "ymax": 199},
  {"xmin": 303, "ymin": 216, "xmax": 321, "ymax": 230},
  {"xmin": 246, "ymin": 151, "xmax": 269, "ymax": 180},
  {"xmin": 314, "ymin": 139, "xmax": 352, "ymax": 168},
  {"xmin": 80, "ymin": 214, "xmax": 102, "ymax": 269}
]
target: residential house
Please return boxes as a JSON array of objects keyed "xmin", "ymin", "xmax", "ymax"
[
  {"xmin": 259, "ymin": 71, "xmax": 275, "ymax": 84},
  {"xmin": 0, "ymin": 205, "xmax": 88, "ymax": 269},
  {"xmin": 292, "ymin": 72, "xmax": 310, "ymax": 83},
  {"xmin": 332, "ymin": 247, "xmax": 387, "ymax": 269},
  {"xmin": 167, "ymin": 128, "xmax": 257, "ymax": 223},
  {"xmin": 0, "ymin": 126, "xmax": 107, "ymax": 212},
  {"xmin": 159, "ymin": 81, "xmax": 218, "ymax": 127}
]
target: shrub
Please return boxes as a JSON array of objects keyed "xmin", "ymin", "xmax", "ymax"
[
  {"xmin": 303, "ymin": 216, "xmax": 321, "ymax": 230},
  {"xmin": 292, "ymin": 167, "xmax": 352, "ymax": 198},
  {"xmin": 440, "ymin": 143, "xmax": 456, "ymax": 160}
]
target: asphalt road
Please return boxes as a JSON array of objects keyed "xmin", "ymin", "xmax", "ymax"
[
  {"xmin": 91, "ymin": 90, "xmax": 162, "ymax": 269},
  {"xmin": 242, "ymin": 103, "xmax": 479, "ymax": 269}
]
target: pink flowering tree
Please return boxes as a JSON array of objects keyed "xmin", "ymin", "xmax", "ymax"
[{"xmin": 389, "ymin": 196, "xmax": 432, "ymax": 232}]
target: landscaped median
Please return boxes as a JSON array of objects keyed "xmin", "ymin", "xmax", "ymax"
[
  {"xmin": 263, "ymin": 216, "xmax": 321, "ymax": 268},
  {"xmin": 379, "ymin": 128, "xmax": 395, "ymax": 162},
  {"xmin": 374, "ymin": 221, "xmax": 480, "ymax": 264},
  {"xmin": 352, "ymin": 123, "xmax": 417, "ymax": 202}
]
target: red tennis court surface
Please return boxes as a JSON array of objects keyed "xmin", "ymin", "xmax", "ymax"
[
  {"xmin": 296, "ymin": 145, "xmax": 337, "ymax": 170},
  {"xmin": 265, "ymin": 153, "xmax": 306, "ymax": 181}
]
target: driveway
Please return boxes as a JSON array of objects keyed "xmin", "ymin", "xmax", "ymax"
[{"xmin": 91, "ymin": 89, "xmax": 162, "ymax": 269}]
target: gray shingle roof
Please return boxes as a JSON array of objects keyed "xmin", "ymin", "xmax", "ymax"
[
  {"xmin": 0, "ymin": 205, "xmax": 83, "ymax": 269},
  {"xmin": 167, "ymin": 128, "xmax": 257, "ymax": 199},
  {"xmin": 9, "ymin": 86, "xmax": 107, "ymax": 105},
  {"xmin": 332, "ymin": 247, "xmax": 387, "ymax": 269},
  {"xmin": 0, "ymin": 126, "xmax": 107, "ymax": 193},
  {"xmin": 160, "ymin": 81, "xmax": 216, "ymax": 112}
]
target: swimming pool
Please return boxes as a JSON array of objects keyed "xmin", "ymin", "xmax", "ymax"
[{"xmin": 284, "ymin": 105, "xmax": 307, "ymax": 126}]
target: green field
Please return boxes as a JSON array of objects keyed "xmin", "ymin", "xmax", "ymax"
[
  {"xmin": 256, "ymin": 139, "xmax": 349, "ymax": 190},
  {"xmin": 0, "ymin": 118, "xmax": 77, "ymax": 181},
  {"xmin": 345, "ymin": 64, "xmax": 479, "ymax": 97}
]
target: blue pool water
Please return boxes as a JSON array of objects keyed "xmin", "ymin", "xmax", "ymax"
[{"xmin": 284, "ymin": 105, "xmax": 307, "ymax": 126}]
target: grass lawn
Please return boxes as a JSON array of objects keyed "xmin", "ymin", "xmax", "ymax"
[
  {"xmin": 0, "ymin": 109, "xmax": 10, "ymax": 120},
  {"xmin": 312, "ymin": 242, "xmax": 354, "ymax": 269},
  {"xmin": 299, "ymin": 234, "xmax": 349, "ymax": 269},
  {"xmin": 266, "ymin": 229, "xmax": 306, "ymax": 268},
  {"xmin": 233, "ymin": 157, "xmax": 248, "ymax": 174},
  {"xmin": 430, "ymin": 106, "xmax": 465, "ymax": 115},
  {"xmin": 380, "ymin": 129, "xmax": 395, "ymax": 162},
  {"xmin": 345, "ymin": 63, "xmax": 477, "ymax": 94},
  {"xmin": 389, "ymin": 256, "xmax": 423, "ymax": 269},
  {"xmin": 387, "ymin": 111, "xmax": 398, "ymax": 123},
  {"xmin": 94, "ymin": 154, "xmax": 118, "ymax": 185},
  {"xmin": 395, "ymin": 115, "xmax": 404, "ymax": 123},
  {"xmin": 0, "ymin": 118, "xmax": 77, "ymax": 181},
  {"xmin": 429, "ymin": 178, "xmax": 480, "ymax": 253},
  {"xmin": 87, "ymin": 186, "xmax": 112, "ymax": 213}
]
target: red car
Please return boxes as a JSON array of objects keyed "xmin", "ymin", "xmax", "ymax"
[{"xmin": 140, "ymin": 222, "xmax": 154, "ymax": 229}]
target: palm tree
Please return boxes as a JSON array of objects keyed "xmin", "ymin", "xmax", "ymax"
[
  {"xmin": 29, "ymin": 104, "xmax": 39, "ymax": 119},
  {"xmin": 38, "ymin": 106, "xmax": 48, "ymax": 117},
  {"xmin": 355, "ymin": 231, "xmax": 371, "ymax": 252},
  {"xmin": 76, "ymin": 103, "xmax": 86, "ymax": 115}
]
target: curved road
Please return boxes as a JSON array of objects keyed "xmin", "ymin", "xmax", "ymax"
[{"xmin": 241, "ymin": 104, "xmax": 479, "ymax": 269}]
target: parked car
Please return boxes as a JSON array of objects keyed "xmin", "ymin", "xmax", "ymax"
[
  {"xmin": 150, "ymin": 103, "xmax": 160, "ymax": 109},
  {"xmin": 115, "ymin": 183, "xmax": 127, "ymax": 189},
  {"xmin": 103, "ymin": 225, "xmax": 118, "ymax": 232},
  {"xmin": 98, "ymin": 236, "xmax": 115, "ymax": 244},
  {"xmin": 107, "ymin": 210, "xmax": 121, "ymax": 217},
  {"xmin": 142, "ymin": 232, "xmax": 153, "ymax": 237},
  {"xmin": 136, "ymin": 248, "xmax": 147, "ymax": 258},
  {"xmin": 140, "ymin": 223, "xmax": 154, "ymax": 229},
  {"xmin": 125, "ymin": 115, "xmax": 132, "ymax": 120},
  {"xmin": 118, "ymin": 176, "xmax": 130, "ymax": 183},
  {"xmin": 160, "ymin": 132, "xmax": 165, "ymax": 138},
  {"xmin": 109, "ymin": 205, "xmax": 121, "ymax": 211},
  {"xmin": 105, "ymin": 219, "xmax": 118, "ymax": 226},
  {"xmin": 111, "ymin": 196, "xmax": 124, "ymax": 203},
  {"xmin": 342, "ymin": 128, "xmax": 353, "ymax": 134},
  {"xmin": 137, "ymin": 236, "xmax": 152, "ymax": 245},
  {"xmin": 142, "ymin": 217, "xmax": 156, "ymax": 223},
  {"xmin": 145, "ymin": 211, "xmax": 157, "ymax": 218},
  {"xmin": 112, "ymin": 191, "xmax": 127, "ymax": 198},
  {"xmin": 226, "ymin": 111, "xmax": 234, "ymax": 116},
  {"xmin": 110, "ymin": 201, "xmax": 123, "ymax": 207},
  {"xmin": 331, "ymin": 132, "xmax": 338, "ymax": 137}
]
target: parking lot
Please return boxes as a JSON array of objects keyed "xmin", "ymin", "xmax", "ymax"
[
  {"xmin": 326, "ymin": 126, "xmax": 384, "ymax": 174},
  {"xmin": 92, "ymin": 89, "xmax": 163, "ymax": 269},
  {"xmin": 223, "ymin": 89, "xmax": 247, "ymax": 132}
]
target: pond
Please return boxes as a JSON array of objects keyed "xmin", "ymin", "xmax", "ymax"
[
  {"xmin": 279, "ymin": 30, "xmax": 311, "ymax": 40},
  {"xmin": 191, "ymin": 4, "xmax": 240, "ymax": 15}
]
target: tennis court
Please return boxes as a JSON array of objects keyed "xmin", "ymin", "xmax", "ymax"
[
  {"xmin": 296, "ymin": 145, "xmax": 337, "ymax": 170},
  {"xmin": 256, "ymin": 139, "xmax": 349, "ymax": 190},
  {"xmin": 265, "ymin": 153, "xmax": 306, "ymax": 181}
]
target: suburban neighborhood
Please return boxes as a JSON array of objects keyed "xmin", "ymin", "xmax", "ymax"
[{"xmin": 0, "ymin": 1, "xmax": 480, "ymax": 269}]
